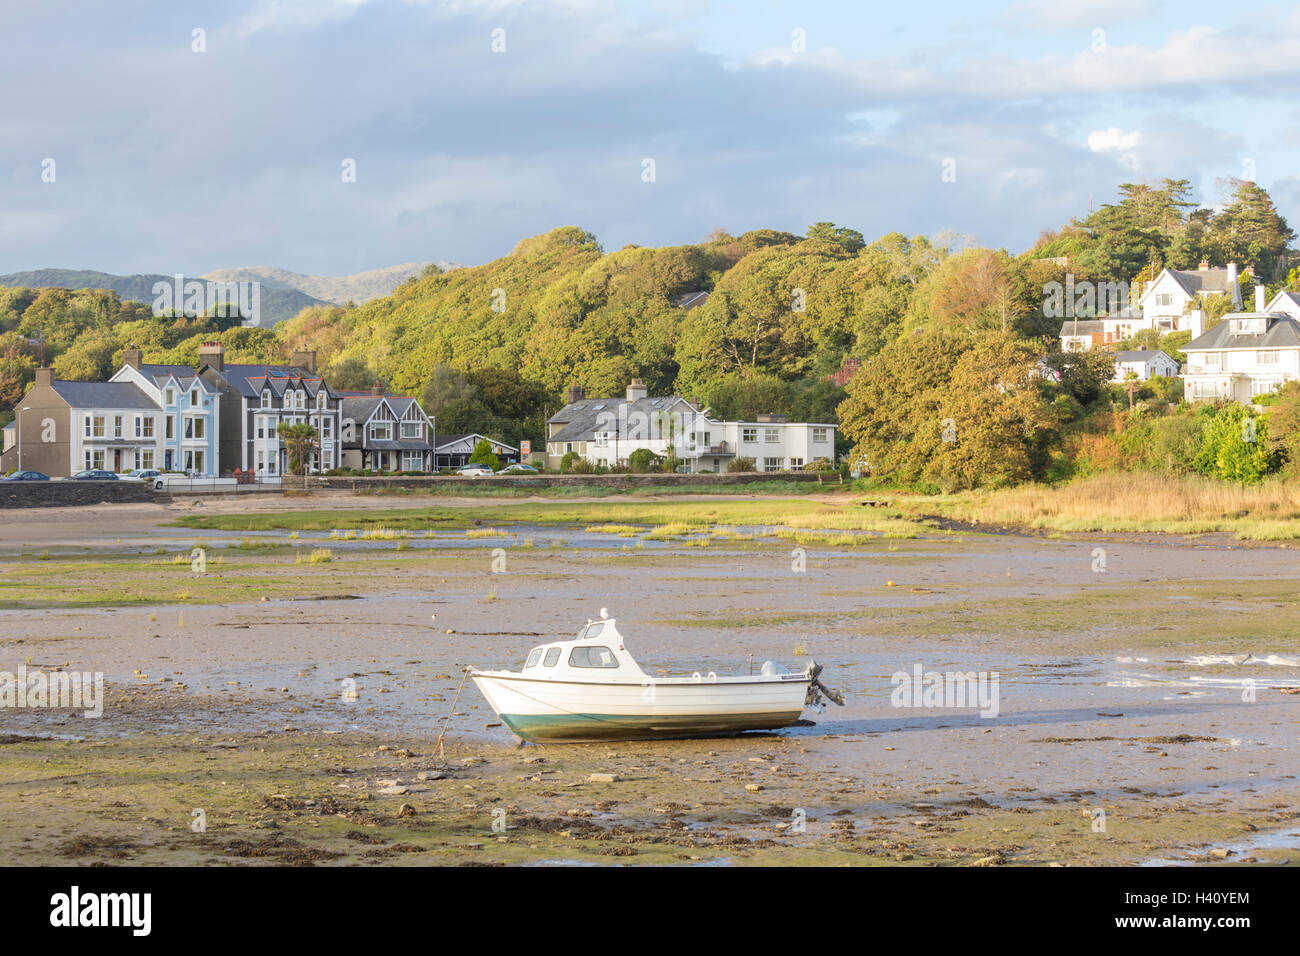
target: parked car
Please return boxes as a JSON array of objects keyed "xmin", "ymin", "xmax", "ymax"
[
  {"xmin": 2, "ymin": 470, "xmax": 50, "ymax": 481},
  {"xmin": 70, "ymin": 469, "xmax": 117, "ymax": 480},
  {"xmin": 118, "ymin": 469, "xmax": 162, "ymax": 483},
  {"xmin": 152, "ymin": 471, "xmax": 190, "ymax": 489},
  {"xmin": 456, "ymin": 464, "xmax": 495, "ymax": 477},
  {"xmin": 499, "ymin": 463, "xmax": 538, "ymax": 474}
]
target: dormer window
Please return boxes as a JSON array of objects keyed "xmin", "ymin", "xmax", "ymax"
[
  {"xmin": 164, "ymin": 387, "xmax": 175, "ymax": 405},
  {"xmin": 317, "ymin": 391, "xmax": 326, "ymax": 408},
  {"xmin": 190, "ymin": 388, "xmax": 199, "ymax": 405},
  {"xmin": 261, "ymin": 389, "xmax": 271, "ymax": 408}
]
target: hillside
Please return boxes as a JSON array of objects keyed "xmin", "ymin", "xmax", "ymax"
[
  {"xmin": 200, "ymin": 262, "xmax": 456, "ymax": 306},
  {"xmin": 0, "ymin": 269, "xmax": 327, "ymax": 327}
]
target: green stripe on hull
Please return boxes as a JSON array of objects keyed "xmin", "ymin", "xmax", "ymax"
[{"xmin": 499, "ymin": 710, "xmax": 803, "ymax": 743}]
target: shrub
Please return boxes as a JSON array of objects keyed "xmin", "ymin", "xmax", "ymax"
[
  {"xmin": 627, "ymin": 448, "xmax": 661, "ymax": 473},
  {"xmin": 727, "ymin": 457, "xmax": 756, "ymax": 473}
]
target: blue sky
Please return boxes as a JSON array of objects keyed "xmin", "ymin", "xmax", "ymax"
[{"xmin": 3, "ymin": 0, "xmax": 1299, "ymax": 276}]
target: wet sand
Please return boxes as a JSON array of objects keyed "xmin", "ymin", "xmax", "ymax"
[{"xmin": 1, "ymin": 493, "xmax": 1297, "ymax": 866}]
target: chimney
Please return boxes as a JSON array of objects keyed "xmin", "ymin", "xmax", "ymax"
[
  {"xmin": 122, "ymin": 345, "xmax": 143, "ymax": 370},
  {"xmin": 625, "ymin": 378, "xmax": 648, "ymax": 402},
  {"xmin": 290, "ymin": 349, "xmax": 317, "ymax": 374},
  {"xmin": 566, "ymin": 383, "xmax": 585, "ymax": 404},
  {"xmin": 35, "ymin": 367, "xmax": 54, "ymax": 387},
  {"xmin": 371, "ymin": 382, "xmax": 385, "ymax": 397},
  {"xmin": 1255, "ymin": 284, "xmax": 1265, "ymax": 312},
  {"xmin": 1198, "ymin": 260, "xmax": 1210, "ymax": 271},
  {"xmin": 198, "ymin": 341, "xmax": 225, "ymax": 372}
]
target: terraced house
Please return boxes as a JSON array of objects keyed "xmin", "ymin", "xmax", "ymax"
[
  {"xmin": 109, "ymin": 347, "xmax": 220, "ymax": 474},
  {"xmin": 197, "ymin": 344, "xmax": 342, "ymax": 476},
  {"xmin": 1, "ymin": 368, "xmax": 160, "ymax": 477}
]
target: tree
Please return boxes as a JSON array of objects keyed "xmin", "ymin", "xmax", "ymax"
[
  {"xmin": 1264, "ymin": 381, "xmax": 1300, "ymax": 475},
  {"xmin": 468, "ymin": 438, "xmax": 500, "ymax": 471},
  {"xmin": 328, "ymin": 357, "xmax": 381, "ymax": 392},
  {"xmin": 838, "ymin": 327, "xmax": 1059, "ymax": 490},
  {"xmin": 277, "ymin": 422, "xmax": 319, "ymax": 476}
]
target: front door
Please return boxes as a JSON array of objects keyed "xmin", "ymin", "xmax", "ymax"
[
  {"xmin": 113, "ymin": 449, "xmax": 122, "ymax": 472},
  {"xmin": 164, "ymin": 450, "xmax": 173, "ymax": 470}
]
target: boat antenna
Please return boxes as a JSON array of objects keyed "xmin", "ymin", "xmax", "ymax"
[{"xmin": 599, "ymin": 607, "xmax": 608, "ymax": 619}]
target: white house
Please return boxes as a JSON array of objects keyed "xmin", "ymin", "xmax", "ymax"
[
  {"xmin": 545, "ymin": 380, "xmax": 836, "ymax": 473},
  {"xmin": 1264, "ymin": 290, "xmax": 1300, "ymax": 321},
  {"xmin": 1112, "ymin": 349, "xmax": 1180, "ymax": 382},
  {"xmin": 1137, "ymin": 262, "xmax": 1242, "ymax": 331},
  {"xmin": 1182, "ymin": 310, "xmax": 1300, "ymax": 402}
]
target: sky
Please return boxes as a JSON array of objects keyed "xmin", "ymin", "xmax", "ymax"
[{"xmin": 3, "ymin": 0, "xmax": 1300, "ymax": 276}]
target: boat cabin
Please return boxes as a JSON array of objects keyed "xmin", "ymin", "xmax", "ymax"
[{"xmin": 521, "ymin": 618, "xmax": 648, "ymax": 681}]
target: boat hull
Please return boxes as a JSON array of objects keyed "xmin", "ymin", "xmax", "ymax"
[{"xmin": 472, "ymin": 673, "xmax": 809, "ymax": 742}]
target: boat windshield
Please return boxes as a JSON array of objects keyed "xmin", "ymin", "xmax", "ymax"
[{"xmin": 577, "ymin": 620, "xmax": 608, "ymax": 640}]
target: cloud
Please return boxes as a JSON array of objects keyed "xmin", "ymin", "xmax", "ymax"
[{"xmin": 1, "ymin": 1, "xmax": 1298, "ymax": 275}]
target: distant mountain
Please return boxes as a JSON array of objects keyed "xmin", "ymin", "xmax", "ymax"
[
  {"xmin": 0, "ymin": 269, "xmax": 327, "ymax": 327},
  {"xmin": 200, "ymin": 262, "xmax": 457, "ymax": 306}
]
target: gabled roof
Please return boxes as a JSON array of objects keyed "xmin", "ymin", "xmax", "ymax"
[
  {"xmin": 339, "ymin": 396, "xmax": 386, "ymax": 423},
  {"xmin": 673, "ymin": 290, "xmax": 710, "ymax": 309},
  {"xmin": 210, "ymin": 363, "xmax": 338, "ymax": 400},
  {"xmin": 1115, "ymin": 350, "xmax": 1176, "ymax": 364},
  {"xmin": 50, "ymin": 380, "xmax": 158, "ymax": 410},
  {"xmin": 1184, "ymin": 313, "xmax": 1300, "ymax": 351},
  {"xmin": 1154, "ymin": 267, "xmax": 1238, "ymax": 298},
  {"xmin": 435, "ymin": 433, "xmax": 518, "ymax": 453},
  {"xmin": 546, "ymin": 394, "xmax": 701, "ymax": 444},
  {"xmin": 138, "ymin": 363, "xmax": 206, "ymax": 390},
  {"xmin": 1265, "ymin": 290, "xmax": 1300, "ymax": 314}
]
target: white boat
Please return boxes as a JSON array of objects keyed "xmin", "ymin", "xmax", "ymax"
[{"xmin": 469, "ymin": 614, "xmax": 843, "ymax": 742}]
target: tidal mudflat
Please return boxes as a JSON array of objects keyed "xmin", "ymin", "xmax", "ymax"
[{"xmin": 1, "ymin": 493, "xmax": 1297, "ymax": 866}]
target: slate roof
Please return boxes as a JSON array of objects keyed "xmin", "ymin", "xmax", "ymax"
[
  {"xmin": 340, "ymin": 396, "xmax": 385, "ymax": 423},
  {"xmin": 1059, "ymin": 320, "xmax": 1107, "ymax": 335},
  {"xmin": 1184, "ymin": 313, "xmax": 1300, "ymax": 352},
  {"xmin": 435, "ymin": 433, "xmax": 518, "ymax": 453},
  {"xmin": 673, "ymin": 290, "xmax": 710, "ymax": 309},
  {"xmin": 1166, "ymin": 267, "xmax": 1239, "ymax": 296},
  {"xmin": 1115, "ymin": 350, "xmax": 1176, "ymax": 364},
  {"xmin": 546, "ymin": 395, "xmax": 700, "ymax": 444},
  {"xmin": 138, "ymin": 363, "xmax": 202, "ymax": 389},
  {"xmin": 209, "ymin": 363, "xmax": 338, "ymax": 400},
  {"xmin": 50, "ymin": 381, "xmax": 158, "ymax": 410}
]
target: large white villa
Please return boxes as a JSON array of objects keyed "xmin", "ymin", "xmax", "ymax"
[{"xmin": 1182, "ymin": 309, "xmax": 1300, "ymax": 402}]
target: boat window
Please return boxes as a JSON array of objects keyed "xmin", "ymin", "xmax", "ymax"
[
  {"xmin": 569, "ymin": 645, "xmax": 619, "ymax": 668},
  {"xmin": 525, "ymin": 648, "xmax": 542, "ymax": 669},
  {"xmin": 542, "ymin": 647, "xmax": 561, "ymax": 667}
]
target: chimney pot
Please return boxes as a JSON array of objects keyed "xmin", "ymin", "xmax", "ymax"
[
  {"xmin": 566, "ymin": 383, "xmax": 585, "ymax": 404},
  {"xmin": 122, "ymin": 346, "xmax": 143, "ymax": 370}
]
